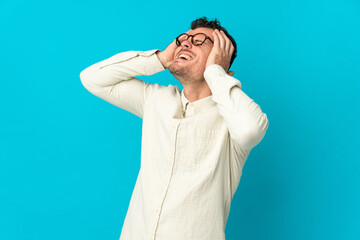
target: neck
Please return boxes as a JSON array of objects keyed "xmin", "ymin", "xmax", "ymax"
[{"xmin": 181, "ymin": 80, "xmax": 212, "ymax": 102}]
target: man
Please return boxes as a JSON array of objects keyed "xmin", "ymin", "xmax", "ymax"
[{"xmin": 80, "ymin": 17, "xmax": 269, "ymax": 240}]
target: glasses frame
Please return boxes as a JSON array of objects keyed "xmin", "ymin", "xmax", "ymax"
[{"xmin": 175, "ymin": 33, "xmax": 214, "ymax": 46}]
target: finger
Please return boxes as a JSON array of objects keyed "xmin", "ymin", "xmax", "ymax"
[
  {"xmin": 219, "ymin": 30, "xmax": 227, "ymax": 50},
  {"xmin": 160, "ymin": 39, "xmax": 179, "ymax": 68},
  {"xmin": 229, "ymin": 44, "xmax": 235, "ymax": 55},
  {"xmin": 169, "ymin": 39, "xmax": 178, "ymax": 49},
  {"xmin": 216, "ymin": 29, "xmax": 225, "ymax": 50},
  {"xmin": 221, "ymin": 30, "xmax": 233, "ymax": 55},
  {"xmin": 212, "ymin": 30, "xmax": 220, "ymax": 49},
  {"xmin": 164, "ymin": 39, "xmax": 177, "ymax": 55},
  {"xmin": 227, "ymin": 71, "xmax": 235, "ymax": 76},
  {"xmin": 219, "ymin": 30, "xmax": 228, "ymax": 51}
]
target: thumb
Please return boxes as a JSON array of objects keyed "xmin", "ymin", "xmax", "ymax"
[{"xmin": 227, "ymin": 71, "xmax": 235, "ymax": 76}]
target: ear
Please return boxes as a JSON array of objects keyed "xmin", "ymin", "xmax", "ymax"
[{"xmin": 227, "ymin": 71, "xmax": 235, "ymax": 76}]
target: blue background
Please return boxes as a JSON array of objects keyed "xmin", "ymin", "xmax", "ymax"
[{"xmin": 1, "ymin": 0, "xmax": 359, "ymax": 239}]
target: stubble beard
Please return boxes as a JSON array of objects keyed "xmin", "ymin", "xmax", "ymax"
[
  {"xmin": 169, "ymin": 63, "xmax": 188, "ymax": 78},
  {"xmin": 169, "ymin": 62, "xmax": 204, "ymax": 83}
]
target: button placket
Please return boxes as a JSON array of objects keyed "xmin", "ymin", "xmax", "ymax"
[
  {"xmin": 162, "ymin": 180, "xmax": 167, "ymax": 186},
  {"xmin": 185, "ymin": 103, "xmax": 195, "ymax": 117},
  {"xmin": 151, "ymin": 120, "xmax": 180, "ymax": 239}
]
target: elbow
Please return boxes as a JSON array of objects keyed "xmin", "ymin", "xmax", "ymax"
[
  {"xmin": 233, "ymin": 113, "xmax": 269, "ymax": 149},
  {"xmin": 246, "ymin": 113, "xmax": 269, "ymax": 148},
  {"xmin": 257, "ymin": 113, "xmax": 269, "ymax": 135},
  {"xmin": 79, "ymin": 69, "xmax": 97, "ymax": 93},
  {"xmin": 80, "ymin": 69, "xmax": 89, "ymax": 88}
]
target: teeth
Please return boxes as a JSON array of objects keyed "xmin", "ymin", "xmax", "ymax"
[{"xmin": 178, "ymin": 54, "xmax": 191, "ymax": 60}]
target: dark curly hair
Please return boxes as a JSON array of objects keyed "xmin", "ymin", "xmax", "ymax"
[{"xmin": 191, "ymin": 17, "xmax": 237, "ymax": 69}]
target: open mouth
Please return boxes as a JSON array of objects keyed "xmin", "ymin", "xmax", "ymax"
[{"xmin": 177, "ymin": 53, "xmax": 193, "ymax": 61}]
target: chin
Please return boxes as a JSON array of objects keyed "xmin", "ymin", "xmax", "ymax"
[
  {"xmin": 169, "ymin": 63, "xmax": 188, "ymax": 76},
  {"xmin": 169, "ymin": 61, "xmax": 205, "ymax": 82}
]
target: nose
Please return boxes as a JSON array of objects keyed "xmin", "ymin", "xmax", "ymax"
[{"xmin": 180, "ymin": 38, "xmax": 192, "ymax": 49}]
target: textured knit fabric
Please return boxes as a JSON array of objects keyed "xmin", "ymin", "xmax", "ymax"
[{"xmin": 80, "ymin": 49, "xmax": 269, "ymax": 240}]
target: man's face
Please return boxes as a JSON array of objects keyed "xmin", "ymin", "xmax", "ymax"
[{"xmin": 169, "ymin": 27, "xmax": 214, "ymax": 82}]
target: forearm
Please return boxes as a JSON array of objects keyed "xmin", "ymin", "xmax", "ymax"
[
  {"xmin": 204, "ymin": 64, "xmax": 269, "ymax": 151},
  {"xmin": 79, "ymin": 49, "xmax": 165, "ymax": 118},
  {"xmin": 80, "ymin": 49, "xmax": 165, "ymax": 91}
]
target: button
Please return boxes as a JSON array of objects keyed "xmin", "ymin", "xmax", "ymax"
[
  {"xmin": 155, "ymin": 208, "xmax": 159, "ymax": 213},
  {"xmin": 169, "ymin": 154, "xmax": 174, "ymax": 159},
  {"xmin": 172, "ymin": 125, "xmax": 177, "ymax": 130},
  {"xmin": 162, "ymin": 180, "xmax": 167, "ymax": 186},
  {"xmin": 189, "ymin": 103, "xmax": 194, "ymax": 107},
  {"xmin": 148, "ymin": 235, "xmax": 153, "ymax": 240}
]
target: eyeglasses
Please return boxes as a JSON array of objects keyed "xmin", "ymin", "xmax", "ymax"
[{"xmin": 175, "ymin": 33, "xmax": 214, "ymax": 46}]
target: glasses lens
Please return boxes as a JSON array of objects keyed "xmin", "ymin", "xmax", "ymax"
[
  {"xmin": 176, "ymin": 34, "xmax": 188, "ymax": 45},
  {"xmin": 192, "ymin": 33, "xmax": 206, "ymax": 46}
]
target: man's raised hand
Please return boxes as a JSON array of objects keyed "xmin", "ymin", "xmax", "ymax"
[
  {"xmin": 156, "ymin": 40, "xmax": 178, "ymax": 69},
  {"xmin": 205, "ymin": 29, "xmax": 235, "ymax": 75}
]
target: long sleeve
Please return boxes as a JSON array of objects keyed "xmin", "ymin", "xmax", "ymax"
[
  {"xmin": 80, "ymin": 49, "xmax": 165, "ymax": 118},
  {"xmin": 204, "ymin": 64, "xmax": 269, "ymax": 152},
  {"xmin": 204, "ymin": 64, "xmax": 269, "ymax": 197}
]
